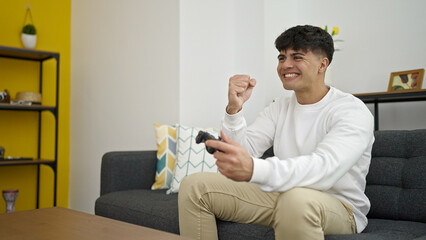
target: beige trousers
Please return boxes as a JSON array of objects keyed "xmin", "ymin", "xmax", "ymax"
[{"xmin": 178, "ymin": 172, "xmax": 356, "ymax": 240}]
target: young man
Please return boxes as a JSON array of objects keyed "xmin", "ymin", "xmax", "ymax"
[{"xmin": 178, "ymin": 25, "xmax": 374, "ymax": 240}]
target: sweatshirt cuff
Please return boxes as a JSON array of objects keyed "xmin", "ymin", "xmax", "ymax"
[
  {"xmin": 249, "ymin": 157, "xmax": 272, "ymax": 184},
  {"xmin": 223, "ymin": 110, "xmax": 245, "ymax": 130}
]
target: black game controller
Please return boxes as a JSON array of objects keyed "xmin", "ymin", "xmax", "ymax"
[{"xmin": 195, "ymin": 130, "xmax": 222, "ymax": 154}]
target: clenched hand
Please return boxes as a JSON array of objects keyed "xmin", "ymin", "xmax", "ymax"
[{"xmin": 226, "ymin": 75, "xmax": 256, "ymax": 114}]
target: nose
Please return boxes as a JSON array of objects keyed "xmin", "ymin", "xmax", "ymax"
[{"xmin": 278, "ymin": 59, "xmax": 293, "ymax": 70}]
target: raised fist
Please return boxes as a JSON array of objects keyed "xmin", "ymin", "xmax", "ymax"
[{"xmin": 227, "ymin": 75, "xmax": 256, "ymax": 114}]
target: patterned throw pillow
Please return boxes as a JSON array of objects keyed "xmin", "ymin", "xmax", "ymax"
[
  {"xmin": 167, "ymin": 124, "xmax": 219, "ymax": 194},
  {"xmin": 152, "ymin": 123, "xmax": 177, "ymax": 190}
]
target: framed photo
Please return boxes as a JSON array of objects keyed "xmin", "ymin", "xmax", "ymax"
[{"xmin": 388, "ymin": 68, "xmax": 424, "ymax": 92}]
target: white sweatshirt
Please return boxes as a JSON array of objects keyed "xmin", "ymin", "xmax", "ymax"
[{"xmin": 221, "ymin": 87, "xmax": 375, "ymax": 233}]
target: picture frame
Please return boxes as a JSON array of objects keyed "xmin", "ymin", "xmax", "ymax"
[{"xmin": 388, "ymin": 68, "xmax": 424, "ymax": 92}]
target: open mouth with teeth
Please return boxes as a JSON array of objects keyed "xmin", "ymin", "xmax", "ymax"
[{"xmin": 283, "ymin": 73, "xmax": 300, "ymax": 79}]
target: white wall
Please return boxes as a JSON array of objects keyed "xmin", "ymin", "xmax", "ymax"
[
  {"xmin": 180, "ymin": 0, "xmax": 426, "ymax": 130},
  {"xmin": 263, "ymin": 0, "xmax": 426, "ymax": 130},
  {"xmin": 179, "ymin": 0, "xmax": 265, "ymax": 127},
  {"xmin": 70, "ymin": 0, "xmax": 426, "ymax": 213},
  {"xmin": 70, "ymin": 0, "xmax": 179, "ymax": 213}
]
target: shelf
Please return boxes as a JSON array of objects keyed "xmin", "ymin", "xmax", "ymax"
[
  {"xmin": 354, "ymin": 89, "xmax": 426, "ymax": 103},
  {"xmin": 0, "ymin": 159, "xmax": 55, "ymax": 166},
  {"xmin": 353, "ymin": 89, "xmax": 426, "ymax": 130},
  {"xmin": 0, "ymin": 45, "xmax": 59, "ymax": 61},
  {"xmin": 0, "ymin": 103, "xmax": 56, "ymax": 112},
  {"xmin": 1, "ymin": 45, "xmax": 60, "ymax": 208}
]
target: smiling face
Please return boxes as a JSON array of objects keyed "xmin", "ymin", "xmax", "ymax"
[{"xmin": 277, "ymin": 48, "xmax": 329, "ymax": 96}]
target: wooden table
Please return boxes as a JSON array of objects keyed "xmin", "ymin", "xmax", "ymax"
[{"xmin": 0, "ymin": 207, "xmax": 192, "ymax": 240}]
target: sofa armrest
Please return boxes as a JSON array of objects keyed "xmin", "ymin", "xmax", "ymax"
[{"xmin": 100, "ymin": 150, "xmax": 157, "ymax": 195}]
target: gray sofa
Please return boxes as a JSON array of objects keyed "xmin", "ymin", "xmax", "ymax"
[{"xmin": 95, "ymin": 130, "xmax": 426, "ymax": 239}]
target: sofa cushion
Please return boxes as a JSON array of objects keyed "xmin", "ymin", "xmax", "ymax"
[
  {"xmin": 95, "ymin": 189, "xmax": 180, "ymax": 233},
  {"xmin": 217, "ymin": 221, "xmax": 274, "ymax": 240},
  {"xmin": 217, "ymin": 218, "xmax": 426, "ymax": 240},
  {"xmin": 152, "ymin": 123, "xmax": 177, "ymax": 190},
  {"xmin": 168, "ymin": 125, "xmax": 220, "ymax": 193},
  {"xmin": 327, "ymin": 219, "xmax": 426, "ymax": 240},
  {"xmin": 366, "ymin": 130, "xmax": 426, "ymax": 223}
]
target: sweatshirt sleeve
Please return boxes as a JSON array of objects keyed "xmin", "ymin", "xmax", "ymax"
[
  {"xmin": 222, "ymin": 100, "xmax": 279, "ymax": 158},
  {"xmin": 250, "ymin": 103, "xmax": 374, "ymax": 192}
]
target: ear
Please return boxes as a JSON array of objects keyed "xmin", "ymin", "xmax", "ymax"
[{"xmin": 318, "ymin": 57, "xmax": 329, "ymax": 74}]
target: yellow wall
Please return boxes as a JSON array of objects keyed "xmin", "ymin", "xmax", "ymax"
[{"xmin": 0, "ymin": 0, "xmax": 70, "ymax": 211}]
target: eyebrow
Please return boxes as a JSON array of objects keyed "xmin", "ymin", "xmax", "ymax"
[{"xmin": 277, "ymin": 52, "xmax": 305, "ymax": 59}]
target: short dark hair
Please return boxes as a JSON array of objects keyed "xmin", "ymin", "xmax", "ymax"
[{"xmin": 275, "ymin": 25, "xmax": 334, "ymax": 64}]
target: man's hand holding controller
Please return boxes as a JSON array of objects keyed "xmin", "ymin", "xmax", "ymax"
[{"xmin": 195, "ymin": 130, "xmax": 222, "ymax": 154}]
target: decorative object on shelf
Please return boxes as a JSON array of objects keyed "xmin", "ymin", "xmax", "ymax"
[
  {"xmin": 15, "ymin": 91, "xmax": 41, "ymax": 104},
  {"xmin": 324, "ymin": 25, "xmax": 343, "ymax": 51},
  {"xmin": 2, "ymin": 189, "xmax": 19, "ymax": 213},
  {"xmin": 0, "ymin": 145, "xmax": 33, "ymax": 161},
  {"xmin": 0, "ymin": 89, "xmax": 11, "ymax": 103},
  {"xmin": 323, "ymin": 25, "xmax": 343, "ymax": 86},
  {"xmin": 10, "ymin": 100, "xmax": 32, "ymax": 105},
  {"xmin": 0, "ymin": 146, "xmax": 4, "ymax": 159},
  {"xmin": 21, "ymin": 7, "xmax": 37, "ymax": 49},
  {"xmin": 388, "ymin": 68, "xmax": 424, "ymax": 92}
]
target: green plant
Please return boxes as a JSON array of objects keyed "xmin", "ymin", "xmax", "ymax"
[
  {"xmin": 324, "ymin": 25, "xmax": 343, "ymax": 51},
  {"xmin": 22, "ymin": 24, "xmax": 36, "ymax": 35}
]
